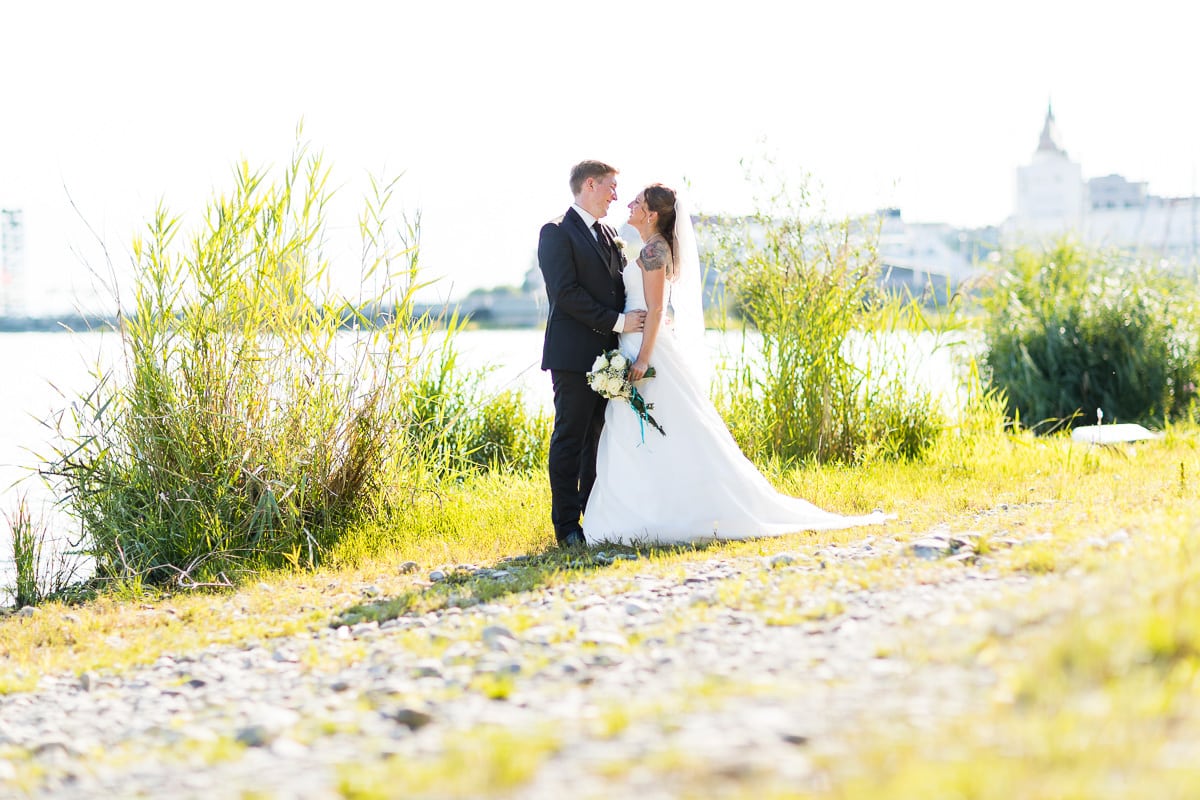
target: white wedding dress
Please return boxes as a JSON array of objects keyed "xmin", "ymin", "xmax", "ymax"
[{"xmin": 583, "ymin": 257, "xmax": 890, "ymax": 546}]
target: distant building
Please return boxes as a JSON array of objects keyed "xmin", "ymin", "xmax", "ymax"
[
  {"xmin": 1004, "ymin": 104, "xmax": 1200, "ymax": 261},
  {"xmin": 458, "ymin": 280, "xmax": 545, "ymax": 327},
  {"xmin": 1012, "ymin": 105, "xmax": 1086, "ymax": 231},
  {"xmin": 875, "ymin": 209, "xmax": 990, "ymax": 298}
]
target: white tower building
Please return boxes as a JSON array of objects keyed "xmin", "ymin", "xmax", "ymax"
[
  {"xmin": 1004, "ymin": 106, "xmax": 1199, "ymax": 261},
  {"xmin": 1011, "ymin": 104, "xmax": 1085, "ymax": 236}
]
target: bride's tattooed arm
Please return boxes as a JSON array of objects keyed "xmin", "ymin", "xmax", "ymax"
[{"xmin": 640, "ymin": 239, "xmax": 669, "ymax": 272}]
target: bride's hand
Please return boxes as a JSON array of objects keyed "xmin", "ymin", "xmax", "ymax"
[
  {"xmin": 629, "ymin": 358, "xmax": 651, "ymax": 381},
  {"xmin": 621, "ymin": 311, "xmax": 647, "ymax": 333}
]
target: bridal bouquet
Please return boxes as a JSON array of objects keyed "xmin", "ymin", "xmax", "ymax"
[{"xmin": 587, "ymin": 349, "xmax": 665, "ymax": 438}]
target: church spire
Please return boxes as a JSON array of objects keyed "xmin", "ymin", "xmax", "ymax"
[{"xmin": 1037, "ymin": 101, "xmax": 1066, "ymax": 156}]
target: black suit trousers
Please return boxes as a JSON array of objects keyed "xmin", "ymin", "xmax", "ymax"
[{"xmin": 548, "ymin": 369, "xmax": 607, "ymax": 541}]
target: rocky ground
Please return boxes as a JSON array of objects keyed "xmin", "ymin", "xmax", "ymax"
[{"xmin": 0, "ymin": 527, "xmax": 1079, "ymax": 799}]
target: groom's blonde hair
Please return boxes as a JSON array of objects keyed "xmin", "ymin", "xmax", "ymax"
[{"xmin": 570, "ymin": 160, "xmax": 618, "ymax": 196}]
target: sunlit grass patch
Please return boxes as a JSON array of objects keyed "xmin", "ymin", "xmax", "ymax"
[
  {"xmin": 3, "ymin": 418, "xmax": 1198, "ymax": 692},
  {"xmin": 0, "ymin": 743, "xmax": 46, "ymax": 794},
  {"xmin": 337, "ymin": 726, "xmax": 561, "ymax": 799},
  {"xmin": 328, "ymin": 472, "xmax": 552, "ymax": 570},
  {"xmin": 804, "ymin": 676, "xmax": 1200, "ymax": 800},
  {"xmin": 470, "ymin": 672, "xmax": 517, "ymax": 701},
  {"xmin": 1009, "ymin": 543, "xmax": 1060, "ymax": 574},
  {"xmin": 2, "ymin": 732, "xmax": 251, "ymax": 798},
  {"xmin": 763, "ymin": 492, "xmax": 1200, "ymax": 798}
]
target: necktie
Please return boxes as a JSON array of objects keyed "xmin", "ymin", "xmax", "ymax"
[{"xmin": 593, "ymin": 222, "xmax": 611, "ymax": 255}]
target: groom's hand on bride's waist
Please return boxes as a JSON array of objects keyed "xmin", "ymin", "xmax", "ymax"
[{"xmin": 621, "ymin": 311, "xmax": 647, "ymax": 333}]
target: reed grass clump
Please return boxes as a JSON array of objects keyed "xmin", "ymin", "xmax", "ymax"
[
  {"xmin": 46, "ymin": 140, "xmax": 490, "ymax": 587},
  {"xmin": 705, "ymin": 169, "xmax": 948, "ymax": 466},
  {"xmin": 6, "ymin": 498, "xmax": 41, "ymax": 608},
  {"xmin": 400, "ymin": 346, "xmax": 550, "ymax": 478},
  {"xmin": 4, "ymin": 496, "xmax": 81, "ymax": 606},
  {"xmin": 980, "ymin": 238, "xmax": 1200, "ymax": 431},
  {"xmin": 463, "ymin": 390, "xmax": 551, "ymax": 473}
]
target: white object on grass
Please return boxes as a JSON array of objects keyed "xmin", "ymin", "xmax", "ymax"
[{"xmin": 1071, "ymin": 423, "xmax": 1162, "ymax": 444}]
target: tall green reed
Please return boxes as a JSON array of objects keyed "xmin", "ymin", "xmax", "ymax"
[
  {"xmin": 705, "ymin": 165, "xmax": 949, "ymax": 466},
  {"xmin": 4, "ymin": 495, "xmax": 81, "ymax": 607},
  {"xmin": 46, "ymin": 138, "xmax": 477, "ymax": 586},
  {"xmin": 979, "ymin": 238, "xmax": 1200, "ymax": 431},
  {"xmin": 6, "ymin": 498, "xmax": 40, "ymax": 607},
  {"xmin": 400, "ymin": 336, "xmax": 551, "ymax": 478}
]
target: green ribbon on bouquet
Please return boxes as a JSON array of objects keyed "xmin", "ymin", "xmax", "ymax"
[{"xmin": 629, "ymin": 385, "xmax": 665, "ymax": 443}]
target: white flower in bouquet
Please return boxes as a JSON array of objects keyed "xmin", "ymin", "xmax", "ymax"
[{"xmin": 584, "ymin": 347, "xmax": 664, "ymax": 438}]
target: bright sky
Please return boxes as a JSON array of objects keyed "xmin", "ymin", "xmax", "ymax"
[{"xmin": 2, "ymin": 0, "xmax": 1199, "ymax": 315}]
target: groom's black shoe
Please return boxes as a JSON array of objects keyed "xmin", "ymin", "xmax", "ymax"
[{"xmin": 559, "ymin": 530, "xmax": 587, "ymax": 549}]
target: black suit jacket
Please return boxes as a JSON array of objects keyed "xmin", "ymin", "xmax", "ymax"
[{"xmin": 538, "ymin": 207, "xmax": 627, "ymax": 372}]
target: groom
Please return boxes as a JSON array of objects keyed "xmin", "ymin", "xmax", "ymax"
[{"xmin": 538, "ymin": 161, "xmax": 646, "ymax": 548}]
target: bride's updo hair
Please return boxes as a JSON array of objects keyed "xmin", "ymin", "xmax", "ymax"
[{"xmin": 642, "ymin": 183, "xmax": 678, "ymax": 278}]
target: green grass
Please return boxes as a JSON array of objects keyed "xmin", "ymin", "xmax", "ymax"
[
  {"xmin": 704, "ymin": 160, "xmax": 952, "ymax": 466},
  {"xmin": 5, "ymin": 497, "xmax": 41, "ymax": 608},
  {"xmin": 43, "ymin": 138, "xmax": 442, "ymax": 586},
  {"xmin": 32, "ymin": 135, "xmax": 551, "ymax": 595},
  {"xmin": 337, "ymin": 726, "xmax": 561, "ymax": 799},
  {"xmin": 979, "ymin": 237, "xmax": 1200, "ymax": 431},
  {"xmin": 2, "ymin": 421, "xmax": 1195, "ymax": 672}
]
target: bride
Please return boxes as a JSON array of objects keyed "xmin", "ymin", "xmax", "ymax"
[{"xmin": 582, "ymin": 183, "xmax": 890, "ymax": 545}]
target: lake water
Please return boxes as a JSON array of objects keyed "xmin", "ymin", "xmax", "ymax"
[{"xmin": 0, "ymin": 326, "xmax": 966, "ymax": 595}]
